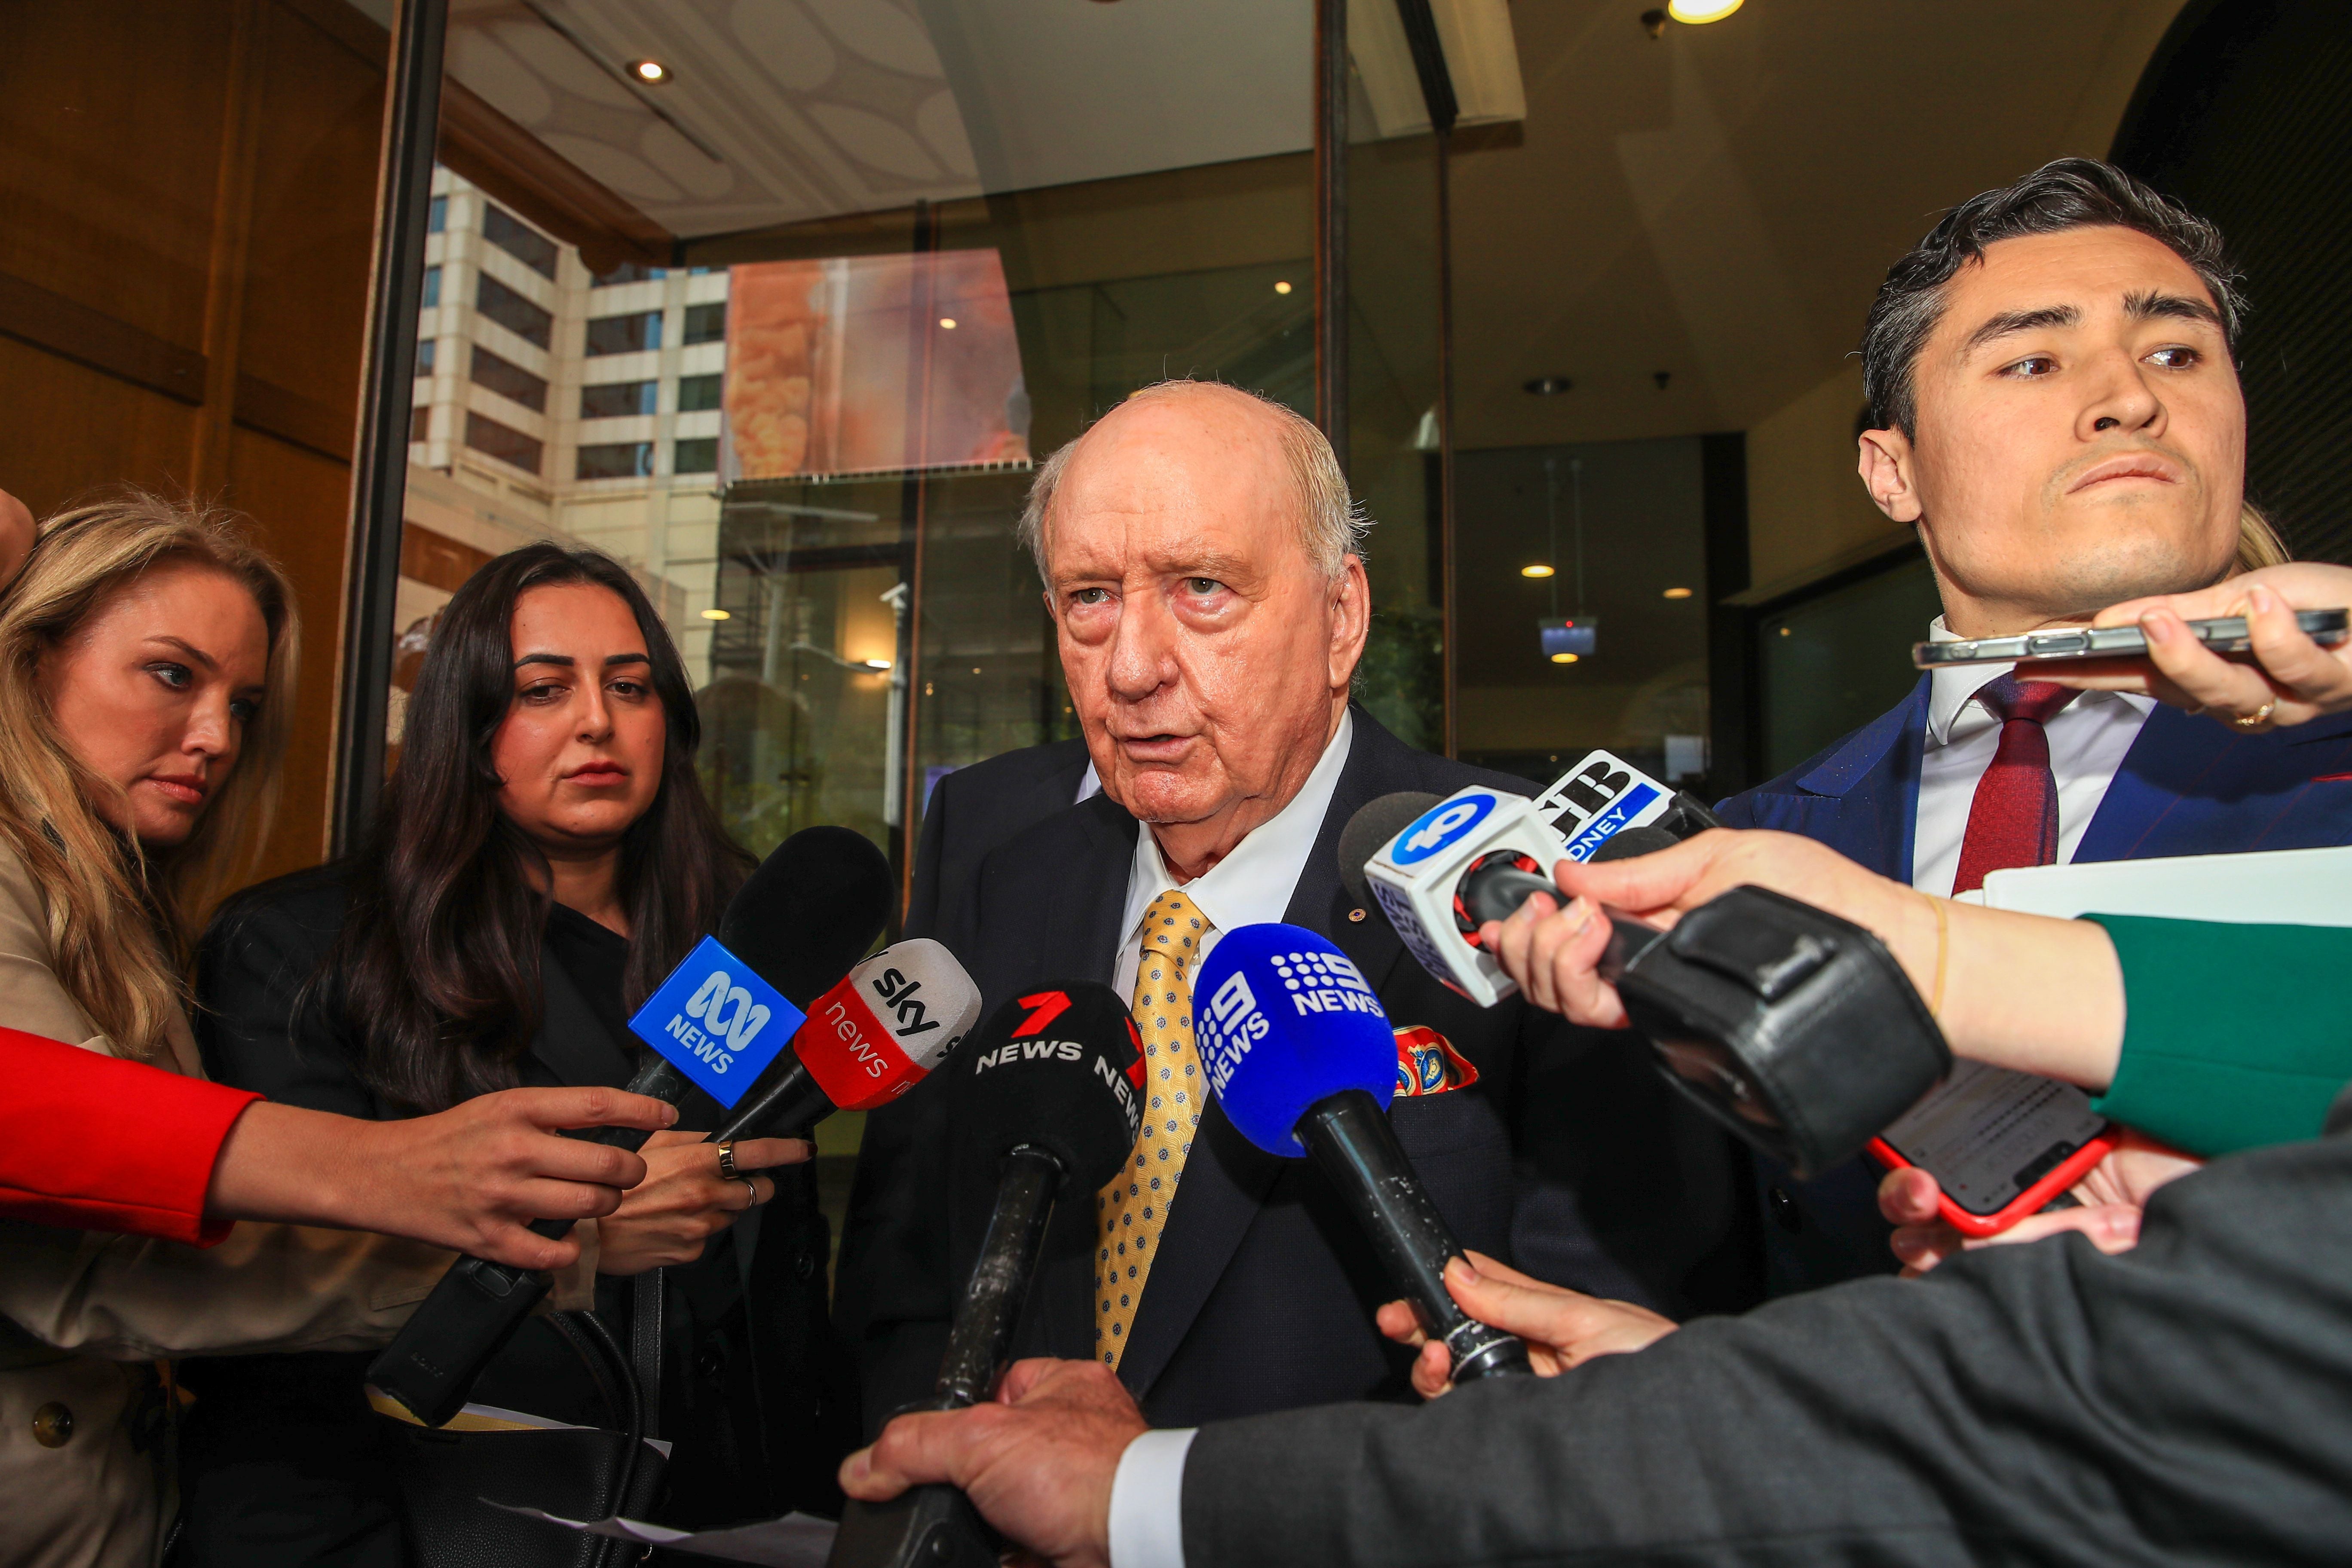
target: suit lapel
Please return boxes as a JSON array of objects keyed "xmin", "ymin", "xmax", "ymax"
[
  {"xmin": 1113, "ymin": 711, "xmax": 1412, "ymax": 1402},
  {"xmin": 1745, "ymin": 680, "xmax": 1927, "ymax": 880},
  {"xmin": 2077, "ymin": 703, "xmax": 2352, "ymax": 863}
]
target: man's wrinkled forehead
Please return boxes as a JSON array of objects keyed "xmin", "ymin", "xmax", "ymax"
[{"xmin": 1044, "ymin": 395, "xmax": 1301, "ymax": 582}]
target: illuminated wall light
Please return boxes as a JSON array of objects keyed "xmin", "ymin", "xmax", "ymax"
[
  {"xmin": 1520, "ymin": 564, "xmax": 1556, "ymax": 579},
  {"xmin": 1550, "ymin": 652, "xmax": 1580, "ymax": 664},
  {"xmin": 1662, "ymin": 586, "xmax": 1694, "ymax": 600},
  {"xmin": 861, "ymin": 658, "xmax": 893, "ymax": 672},
  {"xmin": 628, "ymin": 58, "xmax": 672, "ymax": 83},
  {"xmin": 1274, "ymin": 280, "xmax": 1293, "ymax": 295},
  {"xmin": 1666, "ymin": 0, "xmax": 1743, "ymax": 20},
  {"xmin": 938, "ymin": 317, "xmax": 958, "ymax": 330},
  {"xmin": 700, "ymin": 608, "xmax": 729, "ymax": 620}
]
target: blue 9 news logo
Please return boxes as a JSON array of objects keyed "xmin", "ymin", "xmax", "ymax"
[{"xmin": 1388, "ymin": 792, "xmax": 1497, "ymax": 865}]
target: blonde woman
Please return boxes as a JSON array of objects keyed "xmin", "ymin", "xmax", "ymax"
[{"xmin": 0, "ymin": 496, "xmax": 605, "ymax": 1568}]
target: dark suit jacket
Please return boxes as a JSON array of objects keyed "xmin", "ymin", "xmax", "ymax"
[
  {"xmin": 905, "ymin": 736, "xmax": 1093, "ymax": 944},
  {"xmin": 837, "ymin": 709, "xmax": 1755, "ymax": 1435},
  {"xmin": 1181, "ymin": 1119, "xmax": 2352, "ymax": 1568},
  {"xmin": 1718, "ymin": 678, "xmax": 2352, "ymax": 1293}
]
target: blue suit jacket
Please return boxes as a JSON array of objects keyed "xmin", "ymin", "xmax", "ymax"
[{"xmin": 1719, "ymin": 677, "xmax": 2352, "ymax": 1293}]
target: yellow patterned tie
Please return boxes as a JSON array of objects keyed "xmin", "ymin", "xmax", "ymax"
[{"xmin": 1094, "ymin": 888, "xmax": 1213, "ymax": 1368}]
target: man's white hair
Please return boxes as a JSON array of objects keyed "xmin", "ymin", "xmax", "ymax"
[{"xmin": 1015, "ymin": 379, "xmax": 1372, "ymax": 583}]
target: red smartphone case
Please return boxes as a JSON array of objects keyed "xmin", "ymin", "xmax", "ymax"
[{"xmin": 1867, "ymin": 1126, "xmax": 2120, "ymax": 1238}]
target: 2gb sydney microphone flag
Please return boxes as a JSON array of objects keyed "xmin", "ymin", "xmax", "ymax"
[{"xmin": 631, "ymin": 936, "xmax": 807, "ymax": 1108}]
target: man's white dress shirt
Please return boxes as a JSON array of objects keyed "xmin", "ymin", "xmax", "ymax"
[
  {"xmin": 1911, "ymin": 617, "xmax": 2156, "ymax": 895},
  {"xmin": 1083, "ymin": 711, "xmax": 1353, "ymax": 1568}
]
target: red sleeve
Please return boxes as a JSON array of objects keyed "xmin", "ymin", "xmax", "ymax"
[{"xmin": 0, "ymin": 1026, "xmax": 263, "ymax": 1246}]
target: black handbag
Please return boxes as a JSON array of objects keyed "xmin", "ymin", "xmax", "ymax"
[{"xmin": 386, "ymin": 1307, "xmax": 666, "ymax": 1568}]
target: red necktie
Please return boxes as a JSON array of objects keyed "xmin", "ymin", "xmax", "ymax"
[{"xmin": 1951, "ymin": 675, "xmax": 2077, "ymax": 896}]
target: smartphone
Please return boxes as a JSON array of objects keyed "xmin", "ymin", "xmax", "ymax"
[
  {"xmin": 1867, "ymin": 1060, "xmax": 2117, "ymax": 1237},
  {"xmin": 1913, "ymin": 607, "xmax": 2350, "ymax": 669}
]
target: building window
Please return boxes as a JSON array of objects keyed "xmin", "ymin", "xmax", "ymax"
[
  {"xmin": 476, "ymin": 273, "xmax": 553, "ymax": 349},
  {"xmin": 471, "ymin": 346, "xmax": 548, "ymax": 413},
  {"xmin": 482, "ymin": 202, "xmax": 558, "ymax": 280},
  {"xmin": 465, "ymin": 411, "xmax": 543, "ymax": 475},
  {"xmin": 420, "ymin": 265, "xmax": 441, "ymax": 309},
  {"xmin": 593, "ymin": 260, "xmax": 665, "ymax": 287},
  {"xmin": 677, "ymin": 372, "xmax": 723, "ymax": 412},
  {"xmin": 428, "ymin": 193, "xmax": 447, "ymax": 233},
  {"xmin": 577, "ymin": 441, "xmax": 654, "ymax": 481},
  {"xmin": 674, "ymin": 437, "xmax": 718, "ymax": 475},
  {"xmin": 586, "ymin": 311, "xmax": 662, "ymax": 357},
  {"xmin": 581, "ymin": 380, "xmax": 658, "ymax": 419},
  {"xmin": 409, "ymin": 404, "xmax": 431, "ymax": 442},
  {"xmin": 683, "ymin": 302, "xmax": 726, "ymax": 345},
  {"xmin": 415, "ymin": 338, "xmax": 435, "ymax": 377}
]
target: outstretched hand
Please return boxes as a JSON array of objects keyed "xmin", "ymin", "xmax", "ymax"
[
  {"xmin": 1877, "ymin": 1128, "xmax": 2200, "ymax": 1276},
  {"xmin": 1375, "ymin": 1252, "xmax": 1677, "ymax": 1398},
  {"xmin": 841, "ymin": 1358, "xmax": 1145, "ymax": 1568}
]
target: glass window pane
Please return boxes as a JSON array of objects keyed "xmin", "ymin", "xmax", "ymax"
[
  {"xmin": 463, "ymin": 410, "xmax": 542, "ymax": 475},
  {"xmin": 427, "ymin": 193, "xmax": 447, "ymax": 234},
  {"xmin": 577, "ymin": 440, "xmax": 654, "ymax": 481},
  {"xmin": 475, "ymin": 273, "xmax": 552, "ymax": 349},
  {"xmin": 677, "ymin": 373, "xmax": 723, "ymax": 412},
  {"xmin": 469, "ymin": 345, "xmax": 547, "ymax": 413},
  {"xmin": 420, "ymin": 264, "xmax": 441, "ymax": 309},
  {"xmin": 581, "ymin": 380, "xmax": 658, "ymax": 419},
  {"xmin": 415, "ymin": 338, "xmax": 435, "ymax": 377},
  {"xmin": 481, "ymin": 201, "xmax": 558, "ymax": 279},
  {"xmin": 586, "ymin": 311, "xmax": 661, "ymax": 356},
  {"xmin": 683, "ymin": 301, "xmax": 726, "ymax": 345},
  {"xmin": 674, "ymin": 437, "xmax": 718, "ymax": 475}
]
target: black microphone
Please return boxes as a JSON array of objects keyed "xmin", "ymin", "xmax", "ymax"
[
  {"xmin": 367, "ymin": 826, "xmax": 893, "ymax": 1427},
  {"xmin": 1194, "ymin": 924, "xmax": 1531, "ymax": 1383},
  {"xmin": 827, "ymin": 983, "xmax": 1142, "ymax": 1568}
]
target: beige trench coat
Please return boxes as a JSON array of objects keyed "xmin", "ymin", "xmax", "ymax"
[{"xmin": 0, "ymin": 846, "xmax": 593, "ymax": 1568}]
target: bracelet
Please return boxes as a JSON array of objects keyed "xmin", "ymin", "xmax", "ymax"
[{"xmin": 1922, "ymin": 893, "xmax": 1950, "ymax": 1020}]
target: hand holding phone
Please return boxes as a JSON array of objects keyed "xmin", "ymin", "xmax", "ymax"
[
  {"xmin": 1914, "ymin": 608, "xmax": 2349, "ymax": 670},
  {"xmin": 1875, "ymin": 1116, "xmax": 2200, "ymax": 1273}
]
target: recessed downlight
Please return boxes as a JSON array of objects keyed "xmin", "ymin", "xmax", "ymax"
[
  {"xmin": 1667, "ymin": 0, "xmax": 1742, "ymax": 20},
  {"xmin": 1523, "ymin": 376, "xmax": 1574, "ymax": 396},
  {"xmin": 1521, "ymin": 564, "xmax": 1556, "ymax": 579},
  {"xmin": 1550, "ymin": 652, "xmax": 1580, "ymax": 664},
  {"xmin": 700, "ymin": 607, "xmax": 729, "ymax": 620},
  {"xmin": 1662, "ymin": 586, "xmax": 1694, "ymax": 600},
  {"xmin": 628, "ymin": 58, "xmax": 672, "ymax": 84}
]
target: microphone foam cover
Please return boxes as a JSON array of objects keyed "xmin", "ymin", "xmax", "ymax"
[
  {"xmin": 948, "ymin": 982, "xmax": 1141, "ymax": 1194},
  {"xmin": 718, "ymin": 826, "xmax": 894, "ymax": 1007},
  {"xmin": 1338, "ymin": 792, "xmax": 1444, "ymax": 905},
  {"xmin": 796, "ymin": 940, "xmax": 984, "ymax": 1112},
  {"xmin": 1194, "ymin": 923, "xmax": 1396, "ymax": 1157}
]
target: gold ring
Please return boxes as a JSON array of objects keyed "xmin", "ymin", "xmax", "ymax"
[
  {"xmin": 715, "ymin": 1141, "xmax": 738, "ymax": 1180},
  {"xmin": 2234, "ymin": 701, "xmax": 2278, "ymax": 732}
]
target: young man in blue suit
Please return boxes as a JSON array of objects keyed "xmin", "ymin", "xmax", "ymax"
[{"xmin": 1720, "ymin": 159, "xmax": 2352, "ymax": 1293}]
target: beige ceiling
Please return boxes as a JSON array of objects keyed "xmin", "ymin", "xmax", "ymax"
[{"xmin": 1449, "ymin": 0, "xmax": 2192, "ymax": 451}]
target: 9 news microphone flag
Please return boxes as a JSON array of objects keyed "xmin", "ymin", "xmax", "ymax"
[{"xmin": 1194, "ymin": 925, "xmax": 1531, "ymax": 1384}]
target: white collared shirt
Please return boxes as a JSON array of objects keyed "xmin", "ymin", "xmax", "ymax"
[
  {"xmin": 1911, "ymin": 616, "xmax": 2156, "ymax": 896},
  {"xmin": 1096, "ymin": 710, "xmax": 1354, "ymax": 1003}
]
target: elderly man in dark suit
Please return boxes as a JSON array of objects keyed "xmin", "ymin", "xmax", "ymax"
[{"xmin": 834, "ymin": 380, "xmax": 1743, "ymax": 1435}]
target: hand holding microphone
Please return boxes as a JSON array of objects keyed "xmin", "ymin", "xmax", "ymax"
[
  {"xmin": 1374, "ymin": 1251, "xmax": 1677, "ymax": 1397},
  {"xmin": 1194, "ymin": 925, "xmax": 1531, "ymax": 1384}
]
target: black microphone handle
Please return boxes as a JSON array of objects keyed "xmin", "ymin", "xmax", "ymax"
[
  {"xmin": 826, "ymin": 1145, "xmax": 1066, "ymax": 1568},
  {"xmin": 707, "ymin": 1048, "xmax": 835, "ymax": 1144},
  {"xmin": 1461, "ymin": 862, "xmax": 1563, "ymax": 927},
  {"xmin": 1297, "ymin": 1088, "xmax": 1531, "ymax": 1382}
]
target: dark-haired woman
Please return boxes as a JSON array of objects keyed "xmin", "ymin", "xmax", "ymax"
[{"xmin": 183, "ymin": 545, "xmax": 852, "ymax": 1564}]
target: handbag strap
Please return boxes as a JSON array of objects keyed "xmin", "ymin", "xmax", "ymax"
[{"xmin": 631, "ymin": 1269, "xmax": 665, "ymax": 1443}]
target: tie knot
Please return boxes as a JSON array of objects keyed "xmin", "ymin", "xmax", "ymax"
[
  {"xmin": 1978, "ymin": 673, "xmax": 2075, "ymax": 727},
  {"xmin": 1141, "ymin": 889, "xmax": 1212, "ymax": 968}
]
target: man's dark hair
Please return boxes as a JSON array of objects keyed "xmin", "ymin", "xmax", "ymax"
[{"xmin": 1860, "ymin": 157, "xmax": 2244, "ymax": 435}]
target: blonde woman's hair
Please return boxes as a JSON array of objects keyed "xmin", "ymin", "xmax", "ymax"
[
  {"xmin": 2236, "ymin": 500, "xmax": 2291, "ymax": 572},
  {"xmin": 0, "ymin": 493, "xmax": 298, "ymax": 1058}
]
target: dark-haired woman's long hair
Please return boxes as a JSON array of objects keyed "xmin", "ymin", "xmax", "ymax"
[{"xmin": 330, "ymin": 544, "xmax": 752, "ymax": 1112}]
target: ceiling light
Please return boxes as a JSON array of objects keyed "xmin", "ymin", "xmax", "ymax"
[
  {"xmin": 628, "ymin": 58, "xmax": 672, "ymax": 83},
  {"xmin": 1274, "ymin": 280, "xmax": 1293, "ymax": 295},
  {"xmin": 1521, "ymin": 564, "xmax": 1555, "ymax": 579},
  {"xmin": 1550, "ymin": 652, "xmax": 1580, "ymax": 664},
  {"xmin": 701, "ymin": 607, "xmax": 729, "ymax": 620},
  {"xmin": 861, "ymin": 658, "xmax": 893, "ymax": 671},
  {"xmin": 1666, "ymin": 0, "xmax": 1743, "ymax": 21},
  {"xmin": 938, "ymin": 317, "xmax": 958, "ymax": 330},
  {"xmin": 1662, "ymin": 586, "xmax": 1693, "ymax": 600},
  {"xmin": 1524, "ymin": 376, "xmax": 1573, "ymax": 396}
]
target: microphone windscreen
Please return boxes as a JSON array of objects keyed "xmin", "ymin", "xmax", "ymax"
[
  {"xmin": 1588, "ymin": 825, "xmax": 1680, "ymax": 862},
  {"xmin": 717, "ymin": 826, "xmax": 894, "ymax": 1007},
  {"xmin": 795, "ymin": 940, "xmax": 983, "ymax": 1112},
  {"xmin": 1338, "ymin": 792, "xmax": 1445, "ymax": 905},
  {"xmin": 948, "ymin": 982, "xmax": 1141, "ymax": 1194},
  {"xmin": 1194, "ymin": 923, "xmax": 1396, "ymax": 1156}
]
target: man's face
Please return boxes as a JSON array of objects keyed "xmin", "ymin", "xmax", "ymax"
[
  {"xmin": 1043, "ymin": 389, "xmax": 1368, "ymax": 865},
  {"xmin": 1859, "ymin": 226, "xmax": 2245, "ymax": 635}
]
